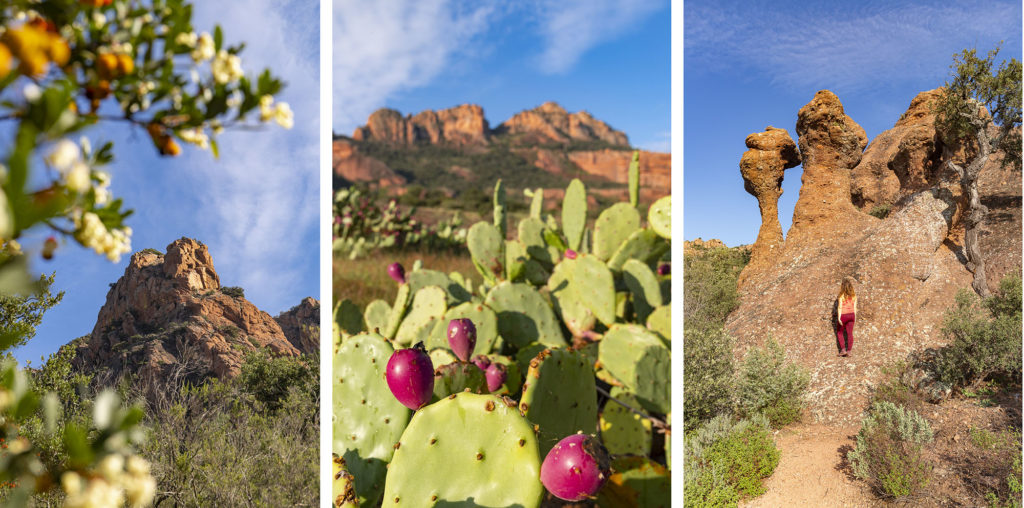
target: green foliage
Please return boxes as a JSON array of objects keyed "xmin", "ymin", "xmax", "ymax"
[
  {"xmin": 937, "ymin": 274, "xmax": 1022, "ymax": 389},
  {"xmin": 868, "ymin": 203, "xmax": 892, "ymax": 219},
  {"xmin": 968, "ymin": 428, "xmax": 1023, "ymax": 508},
  {"xmin": 734, "ymin": 336, "xmax": 809, "ymax": 428},
  {"xmin": 683, "ymin": 326, "xmax": 734, "ymax": 430},
  {"xmin": 139, "ymin": 248, "xmax": 163, "ymax": 256},
  {"xmin": 684, "ymin": 245, "xmax": 749, "ymax": 327},
  {"xmin": 935, "ymin": 45, "xmax": 1022, "ymax": 170},
  {"xmin": 220, "ymin": 286, "xmax": 245, "ymax": 299},
  {"xmin": 684, "ymin": 414, "xmax": 779, "ymax": 507},
  {"xmin": 0, "ymin": 272, "xmax": 63, "ymax": 353},
  {"xmin": 237, "ymin": 348, "xmax": 317, "ymax": 412},
  {"xmin": 847, "ymin": 401, "xmax": 933, "ymax": 498}
]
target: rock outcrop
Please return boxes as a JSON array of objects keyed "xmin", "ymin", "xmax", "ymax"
[
  {"xmin": 495, "ymin": 102, "xmax": 629, "ymax": 147},
  {"xmin": 275, "ymin": 297, "xmax": 320, "ymax": 355},
  {"xmin": 333, "ymin": 139, "xmax": 406, "ymax": 188},
  {"xmin": 352, "ymin": 104, "xmax": 489, "ymax": 146},
  {"xmin": 567, "ymin": 149, "xmax": 671, "ymax": 202},
  {"xmin": 74, "ymin": 238, "xmax": 316, "ymax": 383},
  {"xmin": 725, "ymin": 89, "xmax": 1021, "ymax": 425},
  {"xmin": 739, "ymin": 127, "xmax": 801, "ymax": 266}
]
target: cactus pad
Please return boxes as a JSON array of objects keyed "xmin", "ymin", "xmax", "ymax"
[
  {"xmin": 332, "ymin": 455, "xmax": 359, "ymax": 508},
  {"xmin": 334, "ymin": 332, "xmax": 411, "ymax": 506},
  {"xmin": 515, "ymin": 342, "xmax": 549, "ymax": 373},
  {"xmin": 547, "ymin": 259, "xmax": 595, "ymax": 337},
  {"xmin": 335, "ymin": 299, "xmax": 365, "ymax": 338},
  {"xmin": 518, "ymin": 217, "xmax": 553, "ymax": 267},
  {"xmin": 607, "ymin": 228, "xmax": 670, "ymax": 272},
  {"xmin": 646, "ymin": 304, "xmax": 671, "ymax": 342},
  {"xmin": 493, "ymin": 178, "xmax": 507, "ymax": 239},
  {"xmin": 363, "ymin": 299, "xmax": 391, "ymax": 335},
  {"xmin": 407, "ymin": 269, "xmax": 471, "ymax": 305},
  {"xmin": 572, "ymin": 254, "xmax": 616, "ymax": 326},
  {"xmin": 468, "ymin": 221, "xmax": 505, "ymax": 284},
  {"xmin": 383, "ymin": 282, "xmax": 412, "ymax": 340},
  {"xmin": 648, "ymin": 195, "xmax": 671, "ymax": 240},
  {"xmin": 561, "ymin": 178, "xmax": 587, "ymax": 251},
  {"xmin": 527, "ymin": 187, "xmax": 544, "ymax": 218},
  {"xmin": 593, "ymin": 202, "xmax": 642, "ymax": 261},
  {"xmin": 520, "ymin": 348, "xmax": 599, "ymax": 456},
  {"xmin": 599, "ymin": 324, "xmax": 670, "ymax": 415},
  {"xmin": 596, "ymin": 456, "xmax": 671, "ymax": 508},
  {"xmin": 383, "ymin": 393, "xmax": 544, "ymax": 507},
  {"xmin": 599, "ymin": 389, "xmax": 652, "ymax": 456},
  {"xmin": 394, "ymin": 286, "xmax": 447, "ymax": 346},
  {"xmin": 484, "ymin": 281, "xmax": 566, "ymax": 348},
  {"xmin": 628, "ymin": 150, "xmax": 640, "ymax": 208},
  {"xmin": 432, "ymin": 361, "xmax": 488, "ymax": 400},
  {"xmin": 425, "ymin": 301, "xmax": 499, "ymax": 356},
  {"xmin": 505, "ymin": 240, "xmax": 527, "ymax": 282},
  {"xmin": 622, "ymin": 259, "xmax": 663, "ymax": 323},
  {"xmin": 428, "ymin": 348, "xmax": 457, "ymax": 367}
]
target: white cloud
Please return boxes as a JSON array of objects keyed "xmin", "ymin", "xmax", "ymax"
[
  {"xmin": 532, "ymin": 0, "xmax": 664, "ymax": 74},
  {"xmin": 638, "ymin": 130, "xmax": 671, "ymax": 153},
  {"xmin": 180, "ymin": 0, "xmax": 319, "ymax": 313},
  {"xmin": 333, "ymin": 0, "xmax": 496, "ymax": 134},
  {"xmin": 685, "ymin": 1, "xmax": 1021, "ymax": 91}
]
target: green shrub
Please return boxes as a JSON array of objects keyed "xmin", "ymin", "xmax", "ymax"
[
  {"xmin": 684, "ymin": 246, "xmax": 749, "ymax": 327},
  {"xmin": 870, "ymin": 361, "xmax": 925, "ymax": 414},
  {"xmin": 848, "ymin": 401, "xmax": 933, "ymax": 498},
  {"xmin": 684, "ymin": 414, "xmax": 779, "ymax": 507},
  {"xmin": 683, "ymin": 326, "xmax": 735, "ymax": 430},
  {"xmin": 937, "ymin": 274, "xmax": 1022, "ymax": 390},
  {"xmin": 221, "ymin": 286, "xmax": 245, "ymax": 299},
  {"xmin": 868, "ymin": 203, "xmax": 892, "ymax": 219},
  {"xmin": 139, "ymin": 247, "xmax": 163, "ymax": 256},
  {"xmin": 734, "ymin": 336, "xmax": 809, "ymax": 428},
  {"xmin": 238, "ymin": 349, "xmax": 318, "ymax": 412},
  {"xmin": 969, "ymin": 428, "xmax": 1023, "ymax": 507}
]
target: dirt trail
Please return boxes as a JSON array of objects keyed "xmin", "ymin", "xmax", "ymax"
[{"xmin": 742, "ymin": 423, "xmax": 879, "ymax": 508}]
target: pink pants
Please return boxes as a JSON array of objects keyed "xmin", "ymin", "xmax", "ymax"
[{"xmin": 837, "ymin": 313, "xmax": 855, "ymax": 352}]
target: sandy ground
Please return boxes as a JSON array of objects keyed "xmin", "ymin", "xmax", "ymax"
[{"xmin": 741, "ymin": 423, "xmax": 879, "ymax": 508}]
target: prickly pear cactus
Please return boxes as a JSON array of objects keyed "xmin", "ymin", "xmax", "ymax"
[
  {"xmin": 599, "ymin": 324, "xmax": 671, "ymax": 415},
  {"xmin": 608, "ymin": 228, "xmax": 670, "ymax": 272},
  {"xmin": 505, "ymin": 239, "xmax": 528, "ymax": 282},
  {"xmin": 520, "ymin": 348, "xmax": 599, "ymax": 456},
  {"xmin": 334, "ymin": 332, "xmax": 411, "ymax": 506},
  {"xmin": 594, "ymin": 202, "xmax": 642, "ymax": 261},
  {"xmin": 572, "ymin": 254, "xmax": 616, "ymax": 326},
  {"xmin": 596, "ymin": 456, "xmax": 671, "ymax": 508},
  {"xmin": 332, "ymin": 455, "xmax": 359, "ymax": 508},
  {"xmin": 432, "ymin": 361, "xmax": 488, "ymax": 400},
  {"xmin": 526, "ymin": 187, "xmax": 544, "ymax": 219},
  {"xmin": 335, "ymin": 299, "xmax": 365, "ymax": 338},
  {"xmin": 362, "ymin": 299, "xmax": 391, "ymax": 335},
  {"xmin": 468, "ymin": 221, "xmax": 505, "ymax": 284},
  {"xmin": 648, "ymin": 195, "xmax": 671, "ymax": 240},
  {"xmin": 628, "ymin": 150, "xmax": 641, "ymax": 207},
  {"xmin": 425, "ymin": 302, "xmax": 499, "ymax": 356},
  {"xmin": 561, "ymin": 178, "xmax": 587, "ymax": 251},
  {"xmin": 646, "ymin": 304, "xmax": 671, "ymax": 342},
  {"xmin": 493, "ymin": 178, "xmax": 507, "ymax": 239},
  {"xmin": 484, "ymin": 281, "xmax": 566, "ymax": 348},
  {"xmin": 600, "ymin": 388, "xmax": 653, "ymax": 456},
  {"xmin": 383, "ymin": 392, "xmax": 544, "ymax": 507},
  {"xmin": 383, "ymin": 282, "xmax": 411, "ymax": 340},
  {"xmin": 484, "ymin": 354, "xmax": 522, "ymax": 395},
  {"xmin": 623, "ymin": 259, "xmax": 663, "ymax": 323},
  {"xmin": 428, "ymin": 348, "xmax": 457, "ymax": 368},
  {"xmin": 394, "ymin": 286, "xmax": 447, "ymax": 346},
  {"xmin": 407, "ymin": 269, "xmax": 471, "ymax": 305}
]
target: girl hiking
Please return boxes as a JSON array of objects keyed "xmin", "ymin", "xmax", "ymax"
[{"xmin": 836, "ymin": 277, "xmax": 857, "ymax": 357}]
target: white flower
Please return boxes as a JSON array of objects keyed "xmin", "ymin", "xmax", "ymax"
[
  {"xmin": 175, "ymin": 31, "xmax": 196, "ymax": 48},
  {"xmin": 46, "ymin": 139, "xmax": 81, "ymax": 171},
  {"xmin": 23, "ymin": 83, "xmax": 41, "ymax": 102},
  {"xmin": 65, "ymin": 162, "xmax": 91, "ymax": 193},
  {"xmin": 178, "ymin": 128, "xmax": 209, "ymax": 150},
  {"xmin": 61, "ymin": 471, "xmax": 84, "ymax": 497},
  {"xmin": 191, "ymin": 32, "xmax": 214, "ymax": 62},
  {"xmin": 226, "ymin": 90, "xmax": 242, "ymax": 109},
  {"xmin": 273, "ymin": 102, "xmax": 293, "ymax": 129},
  {"xmin": 97, "ymin": 454, "xmax": 124, "ymax": 481},
  {"xmin": 75, "ymin": 212, "xmax": 132, "ymax": 263},
  {"xmin": 91, "ymin": 12, "xmax": 106, "ymax": 27},
  {"xmin": 258, "ymin": 95, "xmax": 274, "ymax": 121},
  {"xmin": 211, "ymin": 50, "xmax": 242, "ymax": 84}
]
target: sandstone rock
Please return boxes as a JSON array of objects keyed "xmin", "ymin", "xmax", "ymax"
[
  {"xmin": 789, "ymin": 90, "xmax": 870, "ymax": 243},
  {"xmin": 353, "ymin": 104, "xmax": 489, "ymax": 146},
  {"xmin": 567, "ymin": 149, "xmax": 671, "ymax": 202},
  {"xmin": 275, "ymin": 297, "xmax": 320, "ymax": 355},
  {"xmin": 739, "ymin": 126, "xmax": 800, "ymax": 266},
  {"xmin": 74, "ymin": 238, "xmax": 305, "ymax": 383},
  {"xmin": 332, "ymin": 139, "xmax": 406, "ymax": 188},
  {"xmin": 496, "ymin": 102, "xmax": 629, "ymax": 147}
]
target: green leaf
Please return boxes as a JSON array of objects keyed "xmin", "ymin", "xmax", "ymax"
[{"xmin": 213, "ymin": 25, "xmax": 224, "ymax": 51}]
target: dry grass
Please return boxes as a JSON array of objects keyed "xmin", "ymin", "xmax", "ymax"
[{"xmin": 333, "ymin": 248, "xmax": 479, "ymax": 309}]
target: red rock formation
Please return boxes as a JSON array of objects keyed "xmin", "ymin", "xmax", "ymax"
[
  {"xmin": 333, "ymin": 139, "xmax": 406, "ymax": 188},
  {"xmin": 353, "ymin": 104, "xmax": 489, "ymax": 146},
  {"xmin": 275, "ymin": 297, "xmax": 319, "ymax": 355},
  {"xmin": 497, "ymin": 102, "xmax": 629, "ymax": 147},
  {"xmin": 739, "ymin": 127, "xmax": 801, "ymax": 266},
  {"xmin": 567, "ymin": 149, "xmax": 671, "ymax": 201},
  {"xmin": 75, "ymin": 238, "xmax": 305, "ymax": 382}
]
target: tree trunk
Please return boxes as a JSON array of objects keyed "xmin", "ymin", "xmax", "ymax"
[{"xmin": 947, "ymin": 101, "xmax": 993, "ymax": 297}]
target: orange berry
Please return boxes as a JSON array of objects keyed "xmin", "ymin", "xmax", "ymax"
[
  {"xmin": 96, "ymin": 52, "xmax": 118, "ymax": 79},
  {"xmin": 42, "ymin": 236, "xmax": 57, "ymax": 260},
  {"xmin": 80, "ymin": 0, "xmax": 113, "ymax": 6},
  {"xmin": 0, "ymin": 43, "xmax": 10, "ymax": 78},
  {"xmin": 116, "ymin": 53, "xmax": 134, "ymax": 75},
  {"xmin": 47, "ymin": 37, "xmax": 69, "ymax": 66}
]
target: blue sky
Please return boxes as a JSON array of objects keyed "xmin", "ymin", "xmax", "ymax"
[
  {"xmin": 334, "ymin": 0, "xmax": 671, "ymax": 152},
  {"xmin": 684, "ymin": 0, "xmax": 1022, "ymax": 246},
  {"xmin": 12, "ymin": 0, "xmax": 320, "ymax": 365}
]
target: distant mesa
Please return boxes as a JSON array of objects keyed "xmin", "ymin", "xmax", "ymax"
[
  {"xmin": 334, "ymin": 101, "xmax": 670, "ymax": 202},
  {"xmin": 726, "ymin": 88, "xmax": 1021, "ymax": 426},
  {"xmin": 73, "ymin": 237, "xmax": 319, "ymax": 384}
]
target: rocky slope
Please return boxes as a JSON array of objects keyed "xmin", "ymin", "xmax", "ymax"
[
  {"xmin": 334, "ymin": 102, "xmax": 671, "ymax": 202},
  {"xmin": 74, "ymin": 238, "xmax": 319, "ymax": 382},
  {"xmin": 275, "ymin": 297, "xmax": 320, "ymax": 356},
  {"xmin": 725, "ymin": 89, "xmax": 1021, "ymax": 425}
]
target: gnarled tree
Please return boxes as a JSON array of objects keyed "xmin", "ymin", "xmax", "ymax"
[{"xmin": 934, "ymin": 46, "xmax": 1022, "ymax": 297}]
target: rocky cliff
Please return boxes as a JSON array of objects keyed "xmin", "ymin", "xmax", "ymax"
[
  {"xmin": 74, "ymin": 238, "xmax": 319, "ymax": 382},
  {"xmin": 494, "ymin": 102, "xmax": 629, "ymax": 147},
  {"xmin": 275, "ymin": 297, "xmax": 320, "ymax": 356},
  {"xmin": 725, "ymin": 90, "xmax": 1021, "ymax": 425},
  {"xmin": 352, "ymin": 104, "xmax": 489, "ymax": 146}
]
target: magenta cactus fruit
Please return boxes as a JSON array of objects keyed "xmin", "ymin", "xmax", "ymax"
[
  {"xmin": 446, "ymin": 318, "xmax": 477, "ymax": 362},
  {"xmin": 471, "ymin": 354, "xmax": 491, "ymax": 371},
  {"xmin": 565, "ymin": 249, "xmax": 578, "ymax": 260},
  {"xmin": 485, "ymin": 362, "xmax": 507, "ymax": 393},
  {"xmin": 385, "ymin": 342, "xmax": 434, "ymax": 410},
  {"xmin": 540, "ymin": 433, "xmax": 611, "ymax": 501},
  {"xmin": 387, "ymin": 262, "xmax": 406, "ymax": 284},
  {"xmin": 657, "ymin": 263, "xmax": 670, "ymax": 276}
]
